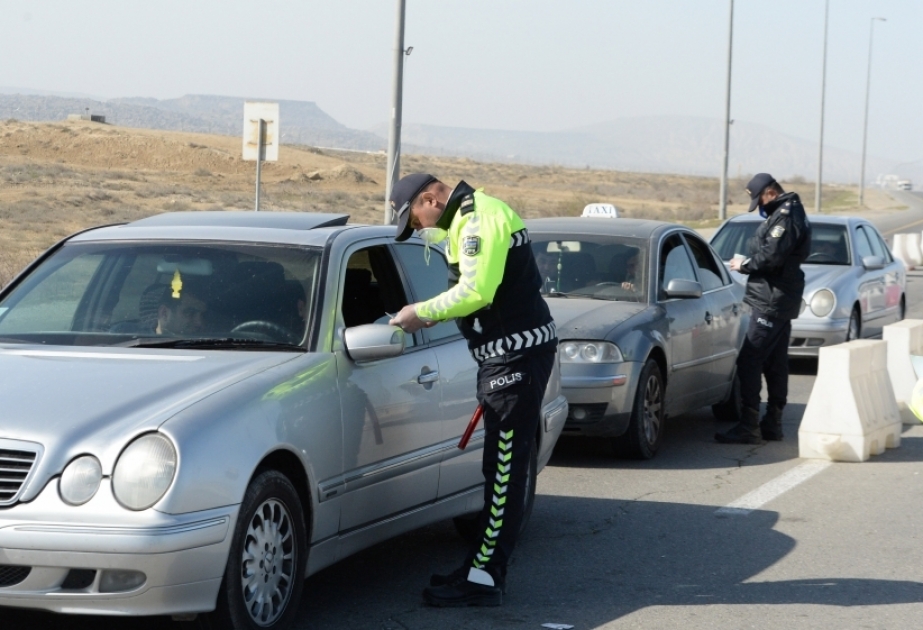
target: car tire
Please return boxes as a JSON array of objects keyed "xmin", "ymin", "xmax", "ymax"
[
  {"xmin": 452, "ymin": 440, "xmax": 538, "ymax": 542},
  {"xmin": 203, "ymin": 470, "xmax": 307, "ymax": 630},
  {"xmin": 846, "ymin": 307, "xmax": 861, "ymax": 342},
  {"xmin": 711, "ymin": 371, "xmax": 742, "ymax": 423},
  {"xmin": 611, "ymin": 359, "xmax": 664, "ymax": 459}
]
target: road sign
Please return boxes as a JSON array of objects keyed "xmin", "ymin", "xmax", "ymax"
[{"xmin": 242, "ymin": 102, "xmax": 279, "ymax": 162}]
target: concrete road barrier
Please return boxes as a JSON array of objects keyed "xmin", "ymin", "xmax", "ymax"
[
  {"xmin": 883, "ymin": 319, "xmax": 923, "ymax": 424},
  {"xmin": 891, "ymin": 233, "xmax": 914, "ymax": 270},
  {"xmin": 799, "ymin": 339, "xmax": 902, "ymax": 462},
  {"xmin": 908, "ymin": 233, "xmax": 923, "ymax": 267}
]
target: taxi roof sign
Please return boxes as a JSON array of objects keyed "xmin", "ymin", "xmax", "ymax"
[{"xmin": 581, "ymin": 203, "xmax": 619, "ymax": 218}]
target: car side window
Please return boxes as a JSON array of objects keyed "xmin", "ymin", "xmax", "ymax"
[
  {"xmin": 854, "ymin": 227, "xmax": 875, "ymax": 260},
  {"xmin": 342, "ymin": 245, "xmax": 417, "ymax": 346},
  {"xmin": 659, "ymin": 234, "xmax": 697, "ymax": 299},
  {"xmin": 859, "ymin": 225, "xmax": 887, "ymax": 260},
  {"xmin": 870, "ymin": 228, "xmax": 894, "ymax": 262},
  {"xmin": 392, "ymin": 243, "xmax": 461, "ymax": 343},
  {"xmin": 683, "ymin": 234, "xmax": 726, "ymax": 291}
]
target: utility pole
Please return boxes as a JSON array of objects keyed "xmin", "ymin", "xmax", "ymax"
[
  {"xmin": 384, "ymin": 0, "xmax": 407, "ymax": 225},
  {"xmin": 718, "ymin": 0, "xmax": 734, "ymax": 221},
  {"xmin": 859, "ymin": 17, "xmax": 886, "ymax": 207},
  {"xmin": 815, "ymin": 0, "xmax": 829, "ymax": 213}
]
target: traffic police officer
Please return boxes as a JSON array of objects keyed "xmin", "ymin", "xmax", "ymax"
[
  {"xmin": 716, "ymin": 173, "xmax": 811, "ymax": 444},
  {"xmin": 389, "ymin": 173, "xmax": 556, "ymax": 607}
]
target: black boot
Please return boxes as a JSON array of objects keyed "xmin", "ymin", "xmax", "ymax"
[
  {"xmin": 430, "ymin": 566, "xmax": 508, "ymax": 594},
  {"xmin": 423, "ymin": 577, "xmax": 503, "ymax": 607},
  {"xmin": 715, "ymin": 407, "xmax": 762, "ymax": 444},
  {"xmin": 760, "ymin": 406, "xmax": 784, "ymax": 441}
]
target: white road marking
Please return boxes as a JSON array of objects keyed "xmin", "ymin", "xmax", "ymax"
[{"xmin": 716, "ymin": 460, "xmax": 833, "ymax": 515}]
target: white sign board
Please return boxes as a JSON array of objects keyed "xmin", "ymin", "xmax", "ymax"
[
  {"xmin": 242, "ymin": 102, "xmax": 280, "ymax": 162},
  {"xmin": 581, "ymin": 203, "xmax": 619, "ymax": 218}
]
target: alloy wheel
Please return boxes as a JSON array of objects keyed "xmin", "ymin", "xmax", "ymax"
[
  {"xmin": 240, "ymin": 498, "xmax": 297, "ymax": 627},
  {"xmin": 642, "ymin": 375, "xmax": 663, "ymax": 446}
]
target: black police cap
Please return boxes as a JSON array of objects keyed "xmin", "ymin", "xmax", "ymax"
[
  {"xmin": 390, "ymin": 173, "xmax": 438, "ymax": 241},
  {"xmin": 745, "ymin": 173, "xmax": 777, "ymax": 213}
]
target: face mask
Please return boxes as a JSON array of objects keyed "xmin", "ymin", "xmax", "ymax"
[
  {"xmin": 418, "ymin": 227, "xmax": 447, "ymax": 266},
  {"xmin": 758, "ymin": 205, "xmax": 768, "ymax": 219}
]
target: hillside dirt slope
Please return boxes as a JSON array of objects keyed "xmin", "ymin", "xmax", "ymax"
[{"xmin": 0, "ymin": 119, "xmax": 894, "ymax": 285}]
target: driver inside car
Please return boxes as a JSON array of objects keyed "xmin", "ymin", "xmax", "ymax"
[
  {"xmin": 621, "ymin": 251, "xmax": 639, "ymax": 291},
  {"xmin": 156, "ymin": 285, "xmax": 208, "ymax": 336}
]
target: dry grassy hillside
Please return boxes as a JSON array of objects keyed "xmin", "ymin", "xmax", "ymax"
[{"xmin": 0, "ymin": 119, "xmax": 885, "ymax": 286}]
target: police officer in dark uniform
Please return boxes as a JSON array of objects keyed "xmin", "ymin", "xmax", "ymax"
[
  {"xmin": 716, "ymin": 173, "xmax": 811, "ymax": 444},
  {"xmin": 388, "ymin": 173, "xmax": 556, "ymax": 607}
]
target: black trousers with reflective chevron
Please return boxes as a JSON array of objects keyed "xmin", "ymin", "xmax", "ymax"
[{"xmin": 464, "ymin": 348, "xmax": 555, "ymax": 584}]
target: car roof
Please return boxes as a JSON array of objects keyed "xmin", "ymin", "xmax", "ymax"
[
  {"xmin": 526, "ymin": 217, "xmax": 681, "ymax": 239},
  {"xmin": 67, "ymin": 211, "xmax": 400, "ymax": 247},
  {"xmin": 726, "ymin": 213, "xmax": 865, "ymax": 227},
  {"xmin": 128, "ymin": 211, "xmax": 350, "ymax": 230}
]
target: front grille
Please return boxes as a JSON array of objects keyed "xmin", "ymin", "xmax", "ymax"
[
  {"xmin": 0, "ymin": 564, "xmax": 31, "ymax": 587},
  {"xmin": 0, "ymin": 440, "xmax": 42, "ymax": 506}
]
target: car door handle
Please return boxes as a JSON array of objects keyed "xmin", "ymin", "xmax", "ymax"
[
  {"xmin": 418, "ymin": 369, "xmax": 439, "ymax": 384},
  {"xmin": 732, "ymin": 303, "xmax": 740, "ymax": 316},
  {"xmin": 705, "ymin": 312, "xmax": 713, "ymax": 324}
]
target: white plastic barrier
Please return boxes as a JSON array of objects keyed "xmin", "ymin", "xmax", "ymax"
[
  {"xmin": 883, "ymin": 319, "xmax": 923, "ymax": 424},
  {"xmin": 907, "ymin": 233, "xmax": 923, "ymax": 267},
  {"xmin": 799, "ymin": 339, "xmax": 902, "ymax": 462},
  {"xmin": 892, "ymin": 233, "xmax": 913, "ymax": 269}
]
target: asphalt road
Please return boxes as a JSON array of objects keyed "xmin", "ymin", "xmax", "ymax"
[{"xmin": 8, "ymin": 197, "xmax": 923, "ymax": 630}]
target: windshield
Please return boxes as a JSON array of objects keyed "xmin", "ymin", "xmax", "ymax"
[
  {"xmin": 711, "ymin": 221, "xmax": 851, "ymax": 266},
  {"xmin": 0, "ymin": 241, "xmax": 321, "ymax": 348},
  {"xmin": 531, "ymin": 235, "xmax": 649, "ymax": 303}
]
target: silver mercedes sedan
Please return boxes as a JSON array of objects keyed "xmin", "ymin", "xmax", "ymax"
[
  {"xmin": 710, "ymin": 214, "xmax": 906, "ymax": 356},
  {"xmin": 0, "ymin": 212, "xmax": 567, "ymax": 627},
  {"xmin": 526, "ymin": 217, "xmax": 747, "ymax": 460}
]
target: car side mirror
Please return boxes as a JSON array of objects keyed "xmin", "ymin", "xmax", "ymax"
[
  {"xmin": 862, "ymin": 255, "xmax": 885, "ymax": 270},
  {"xmin": 664, "ymin": 278, "xmax": 703, "ymax": 299},
  {"xmin": 343, "ymin": 324, "xmax": 406, "ymax": 361}
]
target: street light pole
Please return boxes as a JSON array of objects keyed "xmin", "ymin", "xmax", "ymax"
[
  {"xmin": 858, "ymin": 16, "xmax": 886, "ymax": 207},
  {"xmin": 718, "ymin": 0, "xmax": 734, "ymax": 221},
  {"xmin": 384, "ymin": 0, "xmax": 407, "ymax": 225},
  {"xmin": 814, "ymin": 0, "xmax": 829, "ymax": 213}
]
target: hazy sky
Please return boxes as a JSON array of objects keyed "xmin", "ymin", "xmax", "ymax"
[{"xmin": 2, "ymin": 0, "xmax": 920, "ymax": 164}]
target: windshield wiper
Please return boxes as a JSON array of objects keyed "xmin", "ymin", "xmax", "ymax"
[
  {"xmin": 543, "ymin": 290, "xmax": 572, "ymax": 298},
  {"xmin": 117, "ymin": 337, "xmax": 304, "ymax": 351}
]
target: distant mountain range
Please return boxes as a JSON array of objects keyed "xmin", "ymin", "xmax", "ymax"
[
  {"xmin": 0, "ymin": 92, "xmax": 385, "ymax": 151},
  {"xmin": 0, "ymin": 88, "xmax": 907, "ymax": 184},
  {"xmin": 369, "ymin": 117, "xmax": 898, "ymax": 185}
]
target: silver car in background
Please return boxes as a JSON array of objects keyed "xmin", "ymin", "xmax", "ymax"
[
  {"xmin": 0, "ymin": 212, "xmax": 567, "ymax": 628},
  {"xmin": 526, "ymin": 217, "xmax": 747, "ymax": 460},
  {"xmin": 710, "ymin": 214, "xmax": 906, "ymax": 356}
]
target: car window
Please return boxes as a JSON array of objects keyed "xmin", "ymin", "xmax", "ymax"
[
  {"xmin": 683, "ymin": 233, "xmax": 726, "ymax": 291},
  {"xmin": 710, "ymin": 221, "xmax": 759, "ymax": 261},
  {"xmin": 529, "ymin": 235, "xmax": 649, "ymax": 303},
  {"xmin": 858, "ymin": 225, "xmax": 887, "ymax": 260},
  {"xmin": 0, "ymin": 242, "xmax": 320, "ymax": 347},
  {"xmin": 342, "ymin": 245, "xmax": 417, "ymax": 346},
  {"xmin": 807, "ymin": 224, "xmax": 850, "ymax": 265},
  {"xmin": 869, "ymin": 227, "xmax": 894, "ymax": 262},
  {"xmin": 392, "ymin": 243, "xmax": 460, "ymax": 343},
  {"xmin": 0, "ymin": 253, "xmax": 104, "ymax": 333},
  {"xmin": 659, "ymin": 234, "xmax": 697, "ymax": 298},
  {"xmin": 854, "ymin": 226, "xmax": 874, "ymax": 260}
]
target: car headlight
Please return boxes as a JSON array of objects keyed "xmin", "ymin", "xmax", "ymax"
[
  {"xmin": 560, "ymin": 341, "xmax": 623, "ymax": 363},
  {"xmin": 59, "ymin": 455, "xmax": 102, "ymax": 506},
  {"xmin": 112, "ymin": 433, "xmax": 177, "ymax": 511},
  {"xmin": 810, "ymin": 289, "xmax": 836, "ymax": 318}
]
